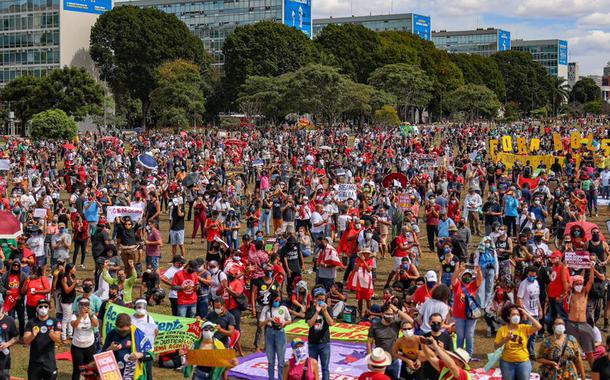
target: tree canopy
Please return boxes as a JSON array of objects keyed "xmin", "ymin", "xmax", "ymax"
[
  {"xmin": 30, "ymin": 109, "xmax": 78, "ymax": 140},
  {"xmin": 444, "ymin": 84, "xmax": 501, "ymax": 120},
  {"xmin": 569, "ymin": 78, "xmax": 602, "ymax": 104},
  {"xmin": 90, "ymin": 5, "xmax": 211, "ymax": 127},
  {"xmin": 449, "ymin": 54, "xmax": 505, "ymax": 100}
]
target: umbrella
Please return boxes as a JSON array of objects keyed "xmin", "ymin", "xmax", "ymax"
[
  {"xmin": 0, "ymin": 210, "xmax": 22, "ymax": 239},
  {"xmin": 137, "ymin": 154, "xmax": 158, "ymax": 170},
  {"xmin": 382, "ymin": 173, "xmax": 408, "ymax": 189},
  {"xmin": 182, "ymin": 173, "xmax": 199, "ymax": 188},
  {"xmin": 63, "ymin": 143, "xmax": 75, "ymax": 151}
]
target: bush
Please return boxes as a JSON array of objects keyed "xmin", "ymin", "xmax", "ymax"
[{"xmin": 30, "ymin": 109, "xmax": 78, "ymax": 140}]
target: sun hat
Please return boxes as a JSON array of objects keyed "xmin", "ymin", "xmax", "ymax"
[
  {"xmin": 366, "ymin": 347, "xmax": 392, "ymax": 367},
  {"xmin": 447, "ymin": 348, "xmax": 471, "ymax": 369}
]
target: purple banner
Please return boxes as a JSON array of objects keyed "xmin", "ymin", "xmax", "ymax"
[{"xmin": 228, "ymin": 341, "xmax": 368, "ymax": 380}]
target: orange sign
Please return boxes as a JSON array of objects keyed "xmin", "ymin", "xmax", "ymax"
[{"xmin": 94, "ymin": 351, "xmax": 123, "ymax": 380}]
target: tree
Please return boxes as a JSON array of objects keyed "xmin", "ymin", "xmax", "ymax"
[
  {"xmin": 569, "ymin": 78, "xmax": 602, "ymax": 104},
  {"xmin": 550, "ymin": 76, "xmax": 570, "ymax": 115},
  {"xmin": 378, "ymin": 31, "xmax": 422, "ymax": 66},
  {"xmin": 237, "ymin": 75, "xmax": 289, "ymax": 123},
  {"xmin": 493, "ymin": 51, "xmax": 553, "ymax": 114},
  {"xmin": 449, "ymin": 54, "xmax": 506, "ymax": 101},
  {"xmin": 0, "ymin": 76, "xmax": 46, "ymax": 124},
  {"xmin": 90, "ymin": 6, "xmax": 211, "ymax": 127},
  {"xmin": 150, "ymin": 59, "xmax": 206, "ymax": 130},
  {"xmin": 368, "ymin": 63, "xmax": 433, "ymax": 122},
  {"xmin": 222, "ymin": 21, "xmax": 319, "ymax": 108},
  {"xmin": 444, "ymin": 84, "xmax": 501, "ymax": 120},
  {"xmin": 42, "ymin": 67, "xmax": 104, "ymax": 120},
  {"xmin": 30, "ymin": 109, "xmax": 78, "ymax": 140},
  {"xmin": 374, "ymin": 105, "xmax": 401, "ymax": 127},
  {"xmin": 583, "ymin": 100, "xmax": 604, "ymax": 115},
  {"xmin": 314, "ymin": 24, "xmax": 382, "ymax": 83}
]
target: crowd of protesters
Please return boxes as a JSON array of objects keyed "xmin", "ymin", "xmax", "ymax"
[{"xmin": 0, "ymin": 118, "xmax": 608, "ymax": 380}]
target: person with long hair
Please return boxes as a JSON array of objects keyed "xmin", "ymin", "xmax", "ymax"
[
  {"xmin": 61, "ymin": 262, "xmax": 77, "ymax": 343},
  {"xmin": 70, "ymin": 298, "xmax": 98, "ymax": 380},
  {"xmin": 537, "ymin": 318, "xmax": 585, "ymax": 380}
]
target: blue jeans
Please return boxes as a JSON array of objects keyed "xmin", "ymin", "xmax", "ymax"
[
  {"xmin": 192, "ymin": 367, "xmax": 212, "ymax": 380},
  {"xmin": 145, "ymin": 256, "xmax": 159, "ymax": 270},
  {"xmin": 247, "ymin": 227, "xmax": 258, "ymax": 239},
  {"xmin": 499, "ymin": 359, "xmax": 532, "ymax": 380},
  {"xmin": 226, "ymin": 231, "xmax": 239, "ymax": 250},
  {"xmin": 477, "ymin": 268, "xmax": 495, "ymax": 308},
  {"xmin": 385, "ymin": 359, "xmax": 401, "ymax": 379},
  {"xmin": 196, "ymin": 294, "xmax": 209, "ymax": 318},
  {"xmin": 177, "ymin": 303, "xmax": 196, "ymax": 318},
  {"xmin": 260, "ymin": 210, "xmax": 271, "ymax": 235},
  {"xmin": 265, "ymin": 328, "xmax": 286, "ymax": 380},
  {"xmin": 308, "ymin": 342, "xmax": 330, "ymax": 380},
  {"xmin": 455, "ymin": 317, "xmax": 477, "ymax": 356}
]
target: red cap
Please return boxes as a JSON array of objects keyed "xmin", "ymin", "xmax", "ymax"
[{"xmin": 551, "ymin": 250, "xmax": 563, "ymax": 259}]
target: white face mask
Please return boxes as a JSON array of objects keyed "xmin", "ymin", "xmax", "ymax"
[
  {"xmin": 214, "ymin": 308, "xmax": 223, "ymax": 314},
  {"xmin": 135, "ymin": 308, "xmax": 147, "ymax": 316},
  {"xmin": 510, "ymin": 315, "xmax": 520, "ymax": 324},
  {"xmin": 403, "ymin": 329, "xmax": 414, "ymax": 337},
  {"xmin": 574, "ymin": 285, "xmax": 583, "ymax": 293},
  {"xmin": 201, "ymin": 331, "xmax": 214, "ymax": 341},
  {"xmin": 37, "ymin": 306, "xmax": 49, "ymax": 317},
  {"xmin": 294, "ymin": 346, "xmax": 308, "ymax": 362},
  {"xmin": 365, "ymin": 233, "xmax": 373, "ymax": 240},
  {"xmin": 554, "ymin": 324, "xmax": 565, "ymax": 336}
]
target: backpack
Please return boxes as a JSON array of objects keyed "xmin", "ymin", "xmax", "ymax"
[
  {"xmin": 389, "ymin": 237, "xmax": 399, "ymax": 257},
  {"xmin": 478, "ymin": 249, "xmax": 495, "ymax": 270}
]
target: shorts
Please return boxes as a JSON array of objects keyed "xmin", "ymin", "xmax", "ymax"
[
  {"xmin": 146, "ymin": 255, "xmax": 160, "ymax": 269},
  {"xmin": 356, "ymin": 289, "xmax": 374, "ymax": 301},
  {"xmin": 170, "ymin": 230, "xmax": 185, "ymax": 245},
  {"xmin": 566, "ymin": 320, "xmax": 594, "ymax": 353}
]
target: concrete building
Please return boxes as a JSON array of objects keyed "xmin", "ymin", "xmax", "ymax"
[
  {"xmin": 568, "ymin": 62, "xmax": 579, "ymax": 88},
  {"xmin": 0, "ymin": 0, "xmax": 112, "ymax": 84},
  {"xmin": 120, "ymin": 0, "xmax": 312, "ymax": 69},
  {"xmin": 431, "ymin": 28, "xmax": 511, "ymax": 56},
  {"xmin": 313, "ymin": 13, "xmax": 431, "ymax": 40},
  {"xmin": 511, "ymin": 39, "xmax": 568, "ymax": 78}
]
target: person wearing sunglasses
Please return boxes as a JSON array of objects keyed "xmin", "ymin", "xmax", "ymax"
[{"xmin": 23, "ymin": 298, "xmax": 61, "ymax": 380}]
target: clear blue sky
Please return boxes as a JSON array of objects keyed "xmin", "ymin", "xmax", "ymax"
[{"xmin": 313, "ymin": 0, "xmax": 610, "ymax": 76}]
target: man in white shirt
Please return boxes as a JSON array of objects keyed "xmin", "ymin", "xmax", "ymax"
[
  {"xmin": 464, "ymin": 188, "xmax": 482, "ymax": 236},
  {"xmin": 601, "ymin": 168, "xmax": 610, "ymax": 199},
  {"xmin": 131, "ymin": 299, "xmax": 158, "ymax": 380},
  {"xmin": 27, "ymin": 226, "xmax": 46, "ymax": 267},
  {"xmin": 310, "ymin": 204, "xmax": 327, "ymax": 241},
  {"xmin": 51, "ymin": 223, "xmax": 72, "ymax": 265}
]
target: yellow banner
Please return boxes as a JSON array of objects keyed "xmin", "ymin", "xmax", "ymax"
[
  {"xmin": 553, "ymin": 133, "xmax": 563, "ymax": 152},
  {"xmin": 494, "ymin": 153, "xmax": 581, "ymax": 170}
]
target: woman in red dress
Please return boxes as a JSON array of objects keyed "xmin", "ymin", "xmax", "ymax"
[{"xmin": 347, "ymin": 249, "xmax": 375, "ymax": 318}]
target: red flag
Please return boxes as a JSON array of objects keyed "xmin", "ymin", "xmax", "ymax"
[{"xmin": 518, "ymin": 175, "xmax": 540, "ymax": 190}]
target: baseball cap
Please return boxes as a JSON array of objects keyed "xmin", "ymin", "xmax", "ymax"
[
  {"xmin": 425, "ymin": 271, "xmax": 437, "ymax": 282},
  {"xmin": 291, "ymin": 338, "xmax": 306, "ymax": 349},
  {"xmin": 313, "ymin": 288, "xmax": 326, "ymax": 297},
  {"xmin": 551, "ymin": 250, "xmax": 563, "ymax": 259}
]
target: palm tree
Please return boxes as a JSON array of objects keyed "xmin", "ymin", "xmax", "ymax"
[{"xmin": 551, "ymin": 76, "xmax": 569, "ymax": 116}]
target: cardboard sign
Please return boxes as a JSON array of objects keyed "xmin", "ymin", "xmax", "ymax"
[
  {"xmin": 285, "ymin": 320, "xmax": 369, "ymax": 342},
  {"xmin": 571, "ymin": 131, "xmax": 582, "ymax": 149},
  {"xmin": 398, "ymin": 193, "xmax": 411, "ymax": 210},
  {"xmin": 106, "ymin": 206, "xmax": 144, "ymax": 223},
  {"xmin": 0, "ymin": 159, "xmax": 9, "ymax": 171},
  {"xmin": 336, "ymin": 184, "xmax": 357, "ymax": 202},
  {"xmin": 33, "ymin": 208, "xmax": 47, "ymax": 219},
  {"xmin": 502, "ymin": 135, "xmax": 513, "ymax": 152},
  {"xmin": 564, "ymin": 250, "xmax": 591, "ymax": 270},
  {"xmin": 553, "ymin": 133, "xmax": 563, "ymax": 152},
  {"xmin": 187, "ymin": 349, "xmax": 237, "ymax": 368},
  {"xmin": 94, "ymin": 351, "xmax": 123, "ymax": 380}
]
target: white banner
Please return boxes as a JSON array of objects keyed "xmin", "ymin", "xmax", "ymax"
[
  {"xmin": 564, "ymin": 251, "xmax": 591, "ymax": 270},
  {"xmin": 336, "ymin": 184, "xmax": 357, "ymax": 201},
  {"xmin": 33, "ymin": 208, "xmax": 47, "ymax": 219},
  {"xmin": 106, "ymin": 206, "xmax": 144, "ymax": 222}
]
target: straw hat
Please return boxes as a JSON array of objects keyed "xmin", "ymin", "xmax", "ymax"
[
  {"xmin": 447, "ymin": 348, "xmax": 471, "ymax": 369},
  {"xmin": 366, "ymin": 347, "xmax": 392, "ymax": 367}
]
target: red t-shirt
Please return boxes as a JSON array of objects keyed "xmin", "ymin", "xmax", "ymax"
[
  {"xmin": 394, "ymin": 235, "xmax": 410, "ymax": 258},
  {"xmin": 548, "ymin": 264, "xmax": 570, "ymax": 298},
  {"xmin": 25, "ymin": 277, "xmax": 50, "ymax": 307},
  {"xmin": 358, "ymin": 372, "xmax": 391, "ymax": 380},
  {"xmin": 172, "ymin": 270, "xmax": 198, "ymax": 305},
  {"xmin": 412, "ymin": 284, "xmax": 433, "ymax": 305},
  {"xmin": 452, "ymin": 281, "xmax": 479, "ymax": 320},
  {"xmin": 439, "ymin": 360, "xmax": 469, "ymax": 380},
  {"xmin": 226, "ymin": 279, "xmax": 245, "ymax": 311},
  {"xmin": 425, "ymin": 204, "xmax": 441, "ymax": 226}
]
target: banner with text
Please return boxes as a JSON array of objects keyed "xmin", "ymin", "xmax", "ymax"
[
  {"xmin": 493, "ymin": 153, "xmax": 581, "ymax": 170},
  {"xmin": 336, "ymin": 184, "xmax": 358, "ymax": 202},
  {"xmin": 285, "ymin": 320, "xmax": 369, "ymax": 342},
  {"xmin": 102, "ymin": 303, "xmax": 202, "ymax": 354},
  {"xmin": 564, "ymin": 251, "xmax": 591, "ymax": 270},
  {"xmin": 106, "ymin": 206, "xmax": 144, "ymax": 223}
]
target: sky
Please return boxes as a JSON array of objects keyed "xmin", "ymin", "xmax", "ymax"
[{"xmin": 312, "ymin": 0, "xmax": 610, "ymax": 76}]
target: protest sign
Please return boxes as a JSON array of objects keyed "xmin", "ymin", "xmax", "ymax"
[
  {"xmin": 252, "ymin": 159, "xmax": 264, "ymax": 167},
  {"xmin": 0, "ymin": 159, "xmax": 9, "ymax": 171},
  {"xmin": 106, "ymin": 206, "xmax": 144, "ymax": 223},
  {"xmin": 398, "ymin": 193, "xmax": 411, "ymax": 211},
  {"xmin": 33, "ymin": 208, "xmax": 47, "ymax": 219},
  {"xmin": 564, "ymin": 251, "xmax": 591, "ymax": 270},
  {"xmin": 336, "ymin": 184, "xmax": 357, "ymax": 202},
  {"xmin": 285, "ymin": 320, "xmax": 369, "ymax": 342},
  {"xmin": 94, "ymin": 351, "xmax": 123, "ymax": 380},
  {"xmin": 187, "ymin": 349, "xmax": 237, "ymax": 368},
  {"xmin": 102, "ymin": 303, "xmax": 202, "ymax": 354},
  {"xmin": 229, "ymin": 341, "xmax": 368, "ymax": 380},
  {"xmin": 494, "ymin": 152, "xmax": 581, "ymax": 170}
]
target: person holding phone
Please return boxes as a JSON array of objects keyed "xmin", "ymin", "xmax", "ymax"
[
  {"xmin": 102, "ymin": 313, "xmax": 153, "ymax": 380},
  {"xmin": 70, "ymin": 298, "xmax": 98, "ymax": 380},
  {"xmin": 494, "ymin": 304, "xmax": 542, "ymax": 380},
  {"xmin": 306, "ymin": 288, "xmax": 335, "ymax": 380}
]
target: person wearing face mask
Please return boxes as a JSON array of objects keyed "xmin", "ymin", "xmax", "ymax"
[
  {"xmin": 392, "ymin": 320, "xmax": 421, "ymax": 379},
  {"xmin": 538, "ymin": 318, "xmax": 585, "ymax": 380},
  {"xmin": 0, "ymin": 294, "xmax": 18, "ymax": 380},
  {"xmin": 592, "ymin": 335, "xmax": 610, "ymax": 380},
  {"xmin": 451, "ymin": 263, "xmax": 483, "ymax": 357},
  {"xmin": 566, "ymin": 262, "xmax": 597, "ymax": 365},
  {"xmin": 51, "ymin": 222, "xmax": 71, "ymax": 266},
  {"xmin": 474, "ymin": 236, "xmax": 499, "ymax": 309},
  {"xmin": 23, "ymin": 299, "xmax": 62, "ymax": 380},
  {"xmin": 347, "ymin": 249, "xmax": 375, "ymax": 318},
  {"xmin": 283, "ymin": 338, "xmax": 319, "ymax": 380},
  {"xmin": 494, "ymin": 304, "xmax": 542, "ymax": 380},
  {"xmin": 160, "ymin": 255, "xmax": 185, "ymax": 316},
  {"xmin": 26, "ymin": 225, "xmax": 46, "ymax": 268},
  {"xmin": 102, "ymin": 313, "xmax": 153, "ymax": 380},
  {"xmin": 131, "ymin": 299, "xmax": 158, "ymax": 380},
  {"xmin": 70, "ymin": 298, "xmax": 98, "ymax": 380},
  {"xmin": 306, "ymin": 287, "xmax": 335, "ymax": 380},
  {"xmin": 171, "ymin": 260, "xmax": 199, "ymax": 318},
  {"xmin": 419, "ymin": 312, "xmax": 454, "ymax": 379},
  {"xmin": 205, "ymin": 298, "xmax": 236, "ymax": 348},
  {"xmin": 185, "ymin": 321, "xmax": 231, "ymax": 380},
  {"xmin": 258, "ymin": 291, "xmax": 292, "ymax": 380},
  {"xmin": 367, "ymin": 303, "xmax": 413, "ymax": 379},
  {"xmin": 516, "ymin": 266, "xmax": 543, "ymax": 359}
]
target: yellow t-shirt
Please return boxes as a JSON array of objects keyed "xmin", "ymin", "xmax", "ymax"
[{"xmin": 495, "ymin": 324, "xmax": 536, "ymax": 363}]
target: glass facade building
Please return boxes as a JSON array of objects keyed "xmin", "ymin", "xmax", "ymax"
[
  {"xmin": 511, "ymin": 39, "xmax": 568, "ymax": 78},
  {"xmin": 313, "ymin": 13, "xmax": 431, "ymax": 40},
  {"xmin": 432, "ymin": 28, "xmax": 511, "ymax": 57},
  {"xmin": 119, "ymin": 0, "xmax": 283, "ymax": 68},
  {"xmin": 0, "ymin": 0, "xmax": 61, "ymax": 83}
]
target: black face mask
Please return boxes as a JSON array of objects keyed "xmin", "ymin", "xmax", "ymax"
[
  {"xmin": 592, "ymin": 233, "xmax": 600, "ymax": 242},
  {"xmin": 82, "ymin": 285, "xmax": 92, "ymax": 293},
  {"xmin": 11, "ymin": 267, "xmax": 20, "ymax": 274},
  {"xmin": 109, "ymin": 293, "xmax": 118, "ymax": 300},
  {"xmin": 430, "ymin": 322, "xmax": 442, "ymax": 333}
]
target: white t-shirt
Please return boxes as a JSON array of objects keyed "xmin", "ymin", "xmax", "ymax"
[
  {"xmin": 163, "ymin": 266, "xmax": 182, "ymax": 299},
  {"xmin": 419, "ymin": 298, "xmax": 451, "ymax": 334},
  {"xmin": 310, "ymin": 212, "xmax": 324, "ymax": 234},
  {"xmin": 258, "ymin": 305, "xmax": 292, "ymax": 325},
  {"xmin": 131, "ymin": 314, "xmax": 158, "ymax": 350},
  {"xmin": 71, "ymin": 314, "xmax": 95, "ymax": 348},
  {"xmin": 517, "ymin": 279, "xmax": 540, "ymax": 317}
]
